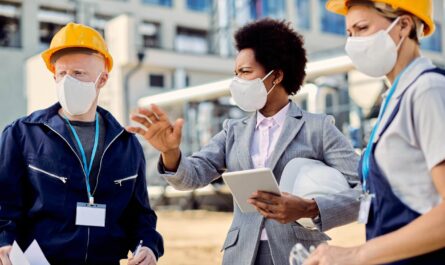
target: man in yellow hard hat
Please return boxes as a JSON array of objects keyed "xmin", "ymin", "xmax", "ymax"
[
  {"xmin": 0, "ymin": 22, "xmax": 163, "ymax": 265},
  {"xmin": 305, "ymin": 1, "xmax": 445, "ymax": 264}
]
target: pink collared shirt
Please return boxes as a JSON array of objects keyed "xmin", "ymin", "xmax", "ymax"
[{"xmin": 250, "ymin": 103, "xmax": 290, "ymax": 240}]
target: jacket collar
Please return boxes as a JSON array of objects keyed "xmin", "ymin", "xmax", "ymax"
[
  {"xmin": 23, "ymin": 103, "xmax": 126, "ymax": 147},
  {"xmin": 393, "ymin": 57, "xmax": 435, "ymax": 99},
  {"xmin": 236, "ymin": 101, "xmax": 304, "ymax": 171},
  {"xmin": 241, "ymin": 100, "xmax": 303, "ymax": 125}
]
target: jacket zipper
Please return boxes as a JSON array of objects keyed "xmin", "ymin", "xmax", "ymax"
[
  {"xmin": 85, "ymin": 227, "xmax": 90, "ymax": 262},
  {"xmin": 86, "ymin": 129, "xmax": 124, "ymax": 263},
  {"xmin": 44, "ymin": 124, "xmax": 87, "ymax": 177},
  {"xmin": 114, "ymin": 175, "xmax": 137, "ymax": 186},
  {"xmin": 92, "ymin": 130, "xmax": 124, "ymax": 194},
  {"xmin": 28, "ymin": 165, "xmax": 68, "ymax": 183},
  {"xmin": 44, "ymin": 123, "xmax": 124, "ymax": 264}
]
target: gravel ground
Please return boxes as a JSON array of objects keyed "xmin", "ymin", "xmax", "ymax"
[{"xmin": 154, "ymin": 210, "xmax": 366, "ymax": 265}]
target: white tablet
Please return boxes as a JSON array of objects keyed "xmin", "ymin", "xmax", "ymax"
[{"xmin": 222, "ymin": 168, "xmax": 281, "ymax": 213}]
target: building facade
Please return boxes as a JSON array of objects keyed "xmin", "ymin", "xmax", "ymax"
[
  {"xmin": 0, "ymin": 1, "xmax": 444, "ymax": 186},
  {"xmin": 1, "ymin": 0, "xmax": 444, "ymax": 129}
]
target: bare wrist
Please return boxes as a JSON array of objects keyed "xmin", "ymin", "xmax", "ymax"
[
  {"xmin": 161, "ymin": 148, "xmax": 181, "ymax": 171},
  {"xmin": 306, "ymin": 199, "xmax": 320, "ymax": 219},
  {"xmin": 355, "ymin": 244, "xmax": 369, "ymax": 265}
]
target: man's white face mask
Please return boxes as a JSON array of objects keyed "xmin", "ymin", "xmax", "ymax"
[{"xmin": 56, "ymin": 73, "xmax": 102, "ymax": 116}]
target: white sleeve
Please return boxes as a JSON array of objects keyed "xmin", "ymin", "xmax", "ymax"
[{"xmin": 413, "ymin": 86, "xmax": 445, "ymax": 170}]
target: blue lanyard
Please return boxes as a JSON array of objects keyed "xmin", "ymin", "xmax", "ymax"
[
  {"xmin": 64, "ymin": 113, "xmax": 100, "ymax": 204},
  {"xmin": 361, "ymin": 62, "xmax": 416, "ymax": 193}
]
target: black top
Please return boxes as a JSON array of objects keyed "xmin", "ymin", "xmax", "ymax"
[{"xmin": 61, "ymin": 113, "xmax": 106, "ymax": 188}]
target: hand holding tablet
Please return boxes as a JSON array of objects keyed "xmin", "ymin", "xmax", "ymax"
[{"xmin": 222, "ymin": 168, "xmax": 280, "ymax": 213}]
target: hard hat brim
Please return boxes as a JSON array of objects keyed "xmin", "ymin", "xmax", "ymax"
[
  {"xmin": 326, "ymin": 0, "xmax": 435, "ymax": 37},
  {"xmin": 326, "ymin": 0, "xmax": 349, "ymax": 15},
  {"xmin": 41, "ymin": 44, "xmax": 113, "ymax": 74}
]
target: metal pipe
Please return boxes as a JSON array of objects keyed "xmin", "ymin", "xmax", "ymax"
[{"xmin": 123, "ymin": 50, "xmax": 145, "ymax": 125}]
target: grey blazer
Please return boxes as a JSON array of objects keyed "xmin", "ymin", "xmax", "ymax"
[{"xmin": 158, "ymin": 102, "xmax": 360, "ymax": 265}]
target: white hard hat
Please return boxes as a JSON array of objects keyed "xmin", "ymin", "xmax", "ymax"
[{"xmin": 280, "ymin": 158, "xmax": 350, "ymax": 228}]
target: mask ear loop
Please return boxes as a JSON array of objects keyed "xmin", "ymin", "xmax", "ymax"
[
  {"xmin": 396, "ymin": 35, "xmax": 406, "ymax": 50},
  {"xmin": 94, "ymin": 72, "xmax": 103, "ymax": 87},
  {"xmin": 386, "ymin": 16, "xmax": 401, "ymax": 33},
  {"xmin": 261, "ymin": 70, "xmax": 275, "ymax": 81},
  {"xmin": 262, "ymin": 69, "xmax": 277, "ymax": 95},
  {"xmin": 266, "ymin": 83, "xmax": 277, "ymax": 95},
  {"xmin": 387, "ymin": 17, "xmax": 406, "ymax": 50}
]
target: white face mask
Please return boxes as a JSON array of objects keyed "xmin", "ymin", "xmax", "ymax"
[
  {"xmin": 345, "ymin": 17, "xmax": 405, "ymax": 77},
  {"xmin": 229, "ymin": 70, "xmax": 276, "ymax": 112},
  {"xmin": 56, "ymin": 73, "xmax": 102, "ymax": 116}
]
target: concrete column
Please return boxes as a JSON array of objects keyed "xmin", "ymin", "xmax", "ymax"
[
  {"xmin": 431, "ymin": 0, "xmax": 445, "ymax": 63},
  {"xmin": 174, "ymin": 68, "xmax": 187, "ymax": 89},
  {"xmin": 174, "ymin": 0, "xmax": 185, "ymax": 11},
  {"xmin": 311, "ymin": 0, "xmax": 320, "ymax": 34},
  {"xmin": 286, "ymin": 0, "xmax": 297, "ymax": 28},
  {"xmin": 21, "ymin": 0, "xmax": 39, "ymax": 56},
  {"xmin": 162, "ymin": 20, "xmax": 176, "ymax": 50},
  {"xmin": 104, "ymin": 15, "xmax": 136, "ymax": 124}
]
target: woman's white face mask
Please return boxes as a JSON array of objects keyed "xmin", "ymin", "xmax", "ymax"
[
  {"xmin": 345, "ymin": 17, "xmax": 406, "ymax": 77},
  {"xmin": 229, "ymin": 70, "xmax": 276, "ymax": 112},
  {"xmin": 56, "ymin": 73, "xmax": 102, "ymax": 116}
]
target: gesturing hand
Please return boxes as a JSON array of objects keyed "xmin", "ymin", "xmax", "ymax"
[{"xmin": 126, "ymin": 104, "xmax": 184, "ymax": 154}]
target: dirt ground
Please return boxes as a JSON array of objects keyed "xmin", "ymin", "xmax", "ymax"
[{"xmin": 156, "ymin": 210, "xmax": 365, "ymax": 265}]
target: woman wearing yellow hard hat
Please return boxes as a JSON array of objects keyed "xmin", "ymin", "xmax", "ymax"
[{"xmin": 305, "ymin": 0, "xmax": 445, "ymax": 264}]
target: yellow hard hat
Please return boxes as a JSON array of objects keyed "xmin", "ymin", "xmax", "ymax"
[
  {"xmin": 41, "ymin": 22, "xmax": 113, "ymax": 73},
  {"xmin": 325, "ymin": 0, "xmax": 435, "ymax": 37}
]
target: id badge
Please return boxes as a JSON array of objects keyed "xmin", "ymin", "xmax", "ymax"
[
  {"xmin": 76, "ymin": 202, "xmax": 106, "ymax": 227},
  {"xmin": 357, "ymin": 193, "xmax": 374, "ymax": 224}
]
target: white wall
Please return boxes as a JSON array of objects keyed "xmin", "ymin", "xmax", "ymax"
[
  {"xmin": 25, "ymin": 55, "xmax": 56, "ymax": 114},
  {"xmin": 0, "ymin": 49, "xmax": 26, "ymax": 129}
]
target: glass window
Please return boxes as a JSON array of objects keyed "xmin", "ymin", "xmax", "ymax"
[
  {"xmin": 249, "ymin": 0, "xmax": 286, "ymax": 19},
  {"xmin": 0, "ymin": 2, "xmax": 21, "ymax": 48},
  {"xmin": 175, "ymin": 27, "xmax": 208, "ymax": 54},
  {"xmin": 319, "ymin": 0, "xmax": 345, "ymax": 35},
  {"xmin": 295, "ymin": 0, "xmax": 311, "ymax": 30},
  {"xmin": 38, "ymin": 7, "xmax": 75, "ymax": 49},
  {"xmin": 149, "ymin": 74, "xmax": 164, "ymax": 88},
  {"xmin": 90, "ymin": 14, "xmax": 112, "ymax": 38},
  {"xmin": 187, "ymin": 0, "xmax": 212, "ymax": 12},
  {"xmin": 39, "ymin": 22, "xmax": 64, "ymax": 46},
  {"xmin": 141, "ymin": 0, "xmax": 172, "ymax": 7},
  {"xmin": 139, "ymin": 21, "xmax": 161, "ymax": 48},
  {"xmin": 421, "ymin": 21, "xmax": 442, "ymax": 53}
]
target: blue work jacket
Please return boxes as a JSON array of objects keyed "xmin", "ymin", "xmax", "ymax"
[{"xmin": 0, "ymin": 103, "xmax": 164, "ymax": 264}]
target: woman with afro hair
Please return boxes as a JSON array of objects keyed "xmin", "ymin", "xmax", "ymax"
[{"xmin": 128, "ymin": 18, "xmax": 361, "ymax": 265}]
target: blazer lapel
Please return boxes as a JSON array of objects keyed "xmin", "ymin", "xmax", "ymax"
[
  {"xmin": 234, "ymin": 113, "xmax": 257, "ymax": 170},
  {"xmin": 267, "ymin": 102, "xmax": 305, "ymax": 171}
]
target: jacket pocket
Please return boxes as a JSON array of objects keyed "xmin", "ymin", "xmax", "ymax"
[
  {"xmin": 29, "ymin": 165, "xmax": 68, "ymax": 184},
  {"xmin": 114, "ymin": 174, "xmax": 137, "ymax": 186},
  {"xmin": 291, "ymin": 224, "xmax": 331, "ymax": 242},
  {"xmin": 27, "ymin": 162, "xmax": 69, "ymax": 214},
  {"xmin": 221, "ymin": 227, "xmax": 240, "ymax": 252}
]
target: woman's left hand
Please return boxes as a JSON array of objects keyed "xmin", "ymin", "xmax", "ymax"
[
  {"xmin": 248, "ymin": 191, "xmax": 319, "ymax": 224},
  {"xmin": 304, "ymin": 244, "xmax": 364, "ymax": 265}
]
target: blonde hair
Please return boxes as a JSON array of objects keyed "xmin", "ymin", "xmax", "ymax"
[{"xmin": 347, "ymin": 0, "xmax": 424, "ymax": 43}]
